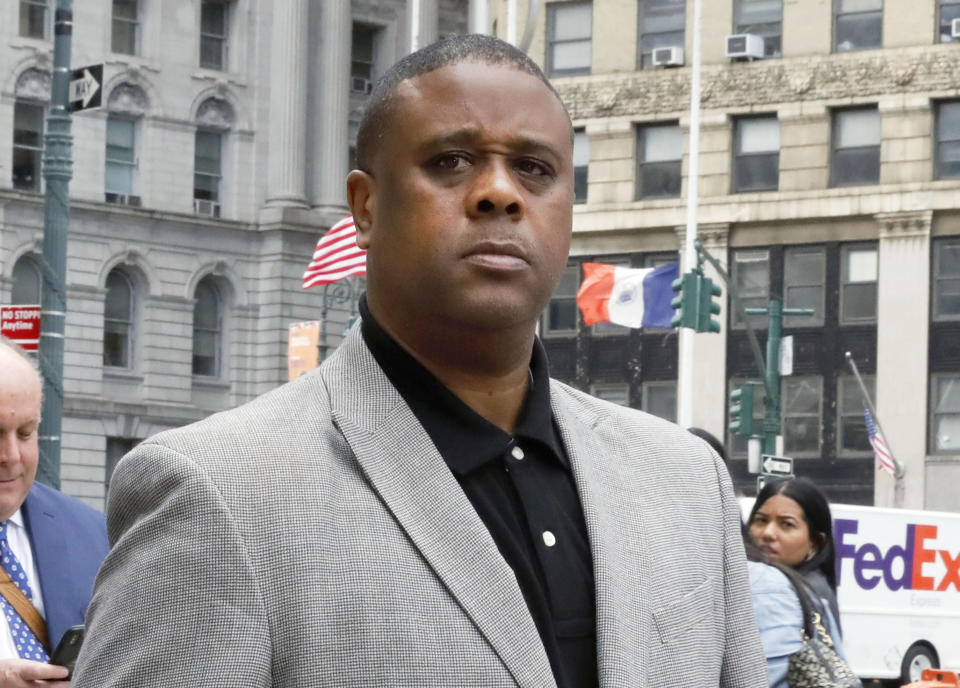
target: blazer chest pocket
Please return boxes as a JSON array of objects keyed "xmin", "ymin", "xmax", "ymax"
[{"xmin": 652, "ymin": 577, "xmax": 715, "ymax": 645}]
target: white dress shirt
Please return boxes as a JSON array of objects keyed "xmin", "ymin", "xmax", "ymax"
[{"xmin": 0, "ymin": 510, "xmax": 46, "ymax": 660}]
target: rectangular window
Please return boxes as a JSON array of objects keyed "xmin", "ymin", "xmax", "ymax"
[
  {"xmin": 735, "ymin": 0, "xmax": 782, "ymax": 57},
  {"xmin": 12, "ymin": 102, "xmax": 44, "ymax": 192},
  {"xmin": 940, "ymin": 0, "xmax": 960, "ymax": 42},
  {"xmin": 636, "ymin": 123, "xmax": 682, "ymax": 199},
  {"xmin": 834, "ymin": 0, "xmax": 882, "ymax": 52},
  {"xmin": 782, "ymin": 376, "xmax": 822, "ymax": 457},
  {"xmin": 831, "ymin": 107, "xmax": 880, "ymax": 187},
  {"xmin": 591, "ymin": 382, "xmax": 630, "ymax": 406},
  {"xmin": 351, "ymin": 23, "xmax": 380, "ymax": 84},
  {"xmin": 933, "ymin": 239, "xmax": 960, "ymax": 320},
  {"xmin": 574, "ymin": 129, "xmax": 589, "ymax": 203},
  {"xmin": 546, "ymin": 2, "xmax": 592, "ymax": 76},
  {"xmin": 194, "ymin": 130, "xmax": 222, "ymax": 204},
  {"xmin": 840, "ymin": 244, "xmax": 878, "ymax": 323},
  {"xmin": 106, "ymin": 437, "xmax": 140, "ymax": 488},
  {"xmin": 112, "ymin": 0, "xmax": 139, "ymax": 55},
  {"xmin": 544, "ymin": 264, "xmax": 580, "ymax": 335},
  {"xmin": 638, "ymin": 0, "xmax": 686, "ymax": 69},
  {"xmin": 105, "ymin": 118, "xmax": 136, "ymax": 195},
  {"xmin": 838, "ymin": 376, "xmax": 874, "ymax": 456},
  {"xmin": 643, "ymin": 381, "xmax": 677, "ymax": 422},
  {"xmin": 783, "ymin": 246, "xmax": 825, "ymax": 327},
  {"xmin": 936, "ymin": 101, "xmax": 960, "ymax": 180},
  {"xmin": 200, "ymin": 1, "xmax": 229, "ymax": 70},
  {"xmin": 731, "ymin": 249, "xmax": 769, "ymax": 328},
  {"xmin": 733, "ymin": 115, "xmax": 779, "ymax": 192},
  {"xmin": 931, "ymin": 374, "xmax": 960, "ymax": 452},
  {"xmin": 19, "ymin": 0, "xmax": 48, "ymax": 39}
]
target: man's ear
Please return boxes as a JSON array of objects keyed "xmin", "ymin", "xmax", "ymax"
[{"xmin": 347, "ymin": 169, "xmax": 376, "ymax": 250}]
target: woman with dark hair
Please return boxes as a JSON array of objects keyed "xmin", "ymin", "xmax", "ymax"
[{"xmin": 747, "ymin": 476, "xmax": 842, "ymax": 638}]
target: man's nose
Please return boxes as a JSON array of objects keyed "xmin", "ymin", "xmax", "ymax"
[
  {"xmin": 0, "ymin": 434, "xmax": 17, "ymax": 464},
  {"xmin": 467, "ymin": 160, "xmax": 524, "ymax": 219}
]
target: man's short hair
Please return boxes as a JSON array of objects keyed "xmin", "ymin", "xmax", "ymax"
[
  {"xmin": 0, "ymin": 336, "xmax": 42, "ymax": 389},
  {"xmin": 355, "ymin": 33, "xmax": 569, "ymax": 171}
]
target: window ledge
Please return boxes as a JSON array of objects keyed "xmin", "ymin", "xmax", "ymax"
[
  {"xmin": 192, "ymin": 375, "xmax": 230, "ymax": 391},
  {"xmin": 9, "ymin": 38, "xmax": 52, "ymax": 51},
  {"xmin": 103, "ymin": 368, "xmax": 144, "ymax": 384},
  {"xmin": 190, "ymin": 70, "xmax": 247, "ymax": 88}
]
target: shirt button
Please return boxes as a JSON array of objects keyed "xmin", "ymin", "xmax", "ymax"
[
  {"xmin": 542, "ymin": 531, "xmax": 557, "ymax": 547},
  {"xmin": 511, "ymin": 446, "xmax": 525, "ymax": 461}
]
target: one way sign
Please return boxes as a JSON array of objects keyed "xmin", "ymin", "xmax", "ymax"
[
  {"xmin": 69, "ymin": 64, "xmax": 103, "ymax": 112},
  {"xmin": 761, "ymin": 454, "xmax": 794, "ymax": 477}
]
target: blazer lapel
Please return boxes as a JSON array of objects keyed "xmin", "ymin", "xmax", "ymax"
[
  {"xmin": 322, "ymin": 331, "xmax": 557, "ymax": 688},
  {"xmin": 551, "ymin": 388, "xmax": 651, "ymax": 688},
  {"xmin": 21, "ymin": 487, "xmax": 71, "ymax": 648}
]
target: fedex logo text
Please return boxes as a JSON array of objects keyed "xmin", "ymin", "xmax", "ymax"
[{"xmin": 835, "ymin": 518, "xmax": 960, "ymax": 592}]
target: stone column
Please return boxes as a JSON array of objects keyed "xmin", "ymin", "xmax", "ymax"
[
  {"xmin": 311, "ymin": 0, "xmax": 351, "ymax": 214},
  {"xmin": 874, "ymin": 211, "xmax": 931, "ymax": 509},
  {"xmin": 407, "ymin": 0, "xmax": 439, "ymax": 53},
  {"xmin": 265, "ymin": 0, "xmax": 309, "ymax": 208},
  {"xmin": 674, "ymin": 223, "xmax": 730, "ymax": 441}
]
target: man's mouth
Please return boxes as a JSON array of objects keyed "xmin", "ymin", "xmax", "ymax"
[{"xmin": 464, "ymin": 241, "xmax": 529, "ymax": 270}]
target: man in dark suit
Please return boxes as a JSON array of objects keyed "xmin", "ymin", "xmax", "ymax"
[
  {"xmin": 76, "ymin": 35, "xmax": 765, "ymax": 687},
  {"xmin": 0, "ymin": 337, "xmax": 108, "ymax": 686}
]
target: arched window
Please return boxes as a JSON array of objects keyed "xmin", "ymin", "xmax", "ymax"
[
  {"xmin": 192, "ymin": 277, "xmax": 221, "ymax": 376},
  {"xmin": 104, "ymin": 269, "xmax": 134, "ymax": 368},
  {"xmin": 11, "ymin": 255, "xmax": 42, "ymax": 304}
]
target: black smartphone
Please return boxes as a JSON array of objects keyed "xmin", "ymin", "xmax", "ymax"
[{"xmin": 50, "ymin": 625, "xmax": 84, "ymax": 678}]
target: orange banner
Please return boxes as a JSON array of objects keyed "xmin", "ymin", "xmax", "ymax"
[{"xmin": 288, "ymin": 321, "xmax": 320, "ymax": 381}]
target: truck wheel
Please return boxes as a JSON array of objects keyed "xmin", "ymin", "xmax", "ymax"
[{"xmin": 901, "ymin": 644, "xmax": 938, "ymax": 684}]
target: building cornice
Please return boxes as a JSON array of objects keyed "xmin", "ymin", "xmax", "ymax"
[{"xmin": 556, "ymin": 46, "xmax": 960, "ymax": 120}]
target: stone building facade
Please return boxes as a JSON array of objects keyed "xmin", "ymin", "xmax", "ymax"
[
  {"xmin": 492, "ymin": 0, "xmax": 960, "ymax": 509},
  {"xmin": 0, "ymin": 0, "xmax": 467, "ymax": 510}
]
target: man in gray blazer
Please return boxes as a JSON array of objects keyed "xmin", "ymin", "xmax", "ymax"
[{"xmin": 75, "ymin": 35, "xmax": 765, "ymax": 687}]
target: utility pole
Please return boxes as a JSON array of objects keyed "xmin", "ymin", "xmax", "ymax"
[
  {"xmin": 37, "ymin": 0, "xmax": 74, "ymax": 489},
  {"xmin": 744, "ymin": 300, "xmax": 813, "ymax": 455}
]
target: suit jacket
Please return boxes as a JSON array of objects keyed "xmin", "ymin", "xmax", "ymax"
[
  {"xmin": 21, "ymin": 481, "xmax": 108, "ymax": 650},
  {"xmin": 75, "ymin": 327, "xmax": 765, "ymax": 687}
]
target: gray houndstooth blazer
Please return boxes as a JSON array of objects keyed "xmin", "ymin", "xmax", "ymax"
[{"xmin": 74, "ymin": 326, "xmax": 766, "ymax": 687}]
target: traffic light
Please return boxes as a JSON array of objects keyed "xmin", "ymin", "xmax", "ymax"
[
  {"xmin": 671, "ymin": 272, "xmax": 699, "ymax": 329},
  {"xmin": 729, "ymin": 384, "xmax": 755, "ymax": 437},
  {"xmin": 697, "ymin": 276, "xmax": 722, "ymax": 333}
]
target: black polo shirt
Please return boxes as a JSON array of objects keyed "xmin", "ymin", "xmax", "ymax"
[{"xmin": 358, "ymin": 297, "xmax": 597, "ymax": 688}]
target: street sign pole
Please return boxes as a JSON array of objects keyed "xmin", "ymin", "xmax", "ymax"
[{"xmin": 37, "ymin": 0, "xmax": 74, "ymax": 489}]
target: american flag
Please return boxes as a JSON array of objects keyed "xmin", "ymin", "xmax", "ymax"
[
  {"xmin": 302, "ymin": 215, "xmax": 366, "ymax": 289},
  {"xmin": 864, "ymin": 406, "xmax": 897, "ymax": 477}
]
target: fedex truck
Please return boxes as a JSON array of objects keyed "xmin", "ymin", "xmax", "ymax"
[
  {"xmin": 832, "ymin": 503, "xmax": 960, "ymax": 684},
  {"xmin": 742, "ymin": 499, "xmax": 960, "ymax": 684}
]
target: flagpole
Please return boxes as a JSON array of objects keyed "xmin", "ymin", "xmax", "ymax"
[
  {"xmin": 678, "ymin": 0, "xmax": 703, "ymax": 429},
  {"xmin": 845, "ymin": 351, "xmax": 904, "ymax": 479}
]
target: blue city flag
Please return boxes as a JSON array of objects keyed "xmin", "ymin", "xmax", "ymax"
[{"xmin": 641, "ymin": 261, "xmax": 680, "ymax": 328}]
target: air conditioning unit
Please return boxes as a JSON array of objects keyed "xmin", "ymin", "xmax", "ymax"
[
  {"xmin": 651, "ymin": 46, "xmax": 684, "ymax": 67},
  {"xmin": 952, "ymin": 17, "xmax": 960, "ymax": 38},
  {"xmin": 351, "ymin": 77, "xmax": 372, "ymax": 94},
  {"xmin": 105, "ymin": 192, "xmax": 142, "ymax": 207},
  {"xmin": 725, "ymin": 33, "xmax": 765, "ymax": 60},
  {"xmin": 193, "ymin": 199, "xmax": 221, "ymax": 218}
]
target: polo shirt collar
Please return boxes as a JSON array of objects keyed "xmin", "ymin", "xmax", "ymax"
[{"xmin": 358, "ymin": 295, "xmax": 565, "ymax": 476}]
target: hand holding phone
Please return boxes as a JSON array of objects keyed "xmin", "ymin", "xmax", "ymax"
[{"xmin": 50, "ymin": 625, "xmax": 84, "ymax": 679}]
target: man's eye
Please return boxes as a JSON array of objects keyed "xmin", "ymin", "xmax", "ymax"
[
  {"xmin": 515, "ymin": 158, "xmax": 552, "ymax": 177},
  {"xmin": 433, "ymin": 153, "xmax": 470, "ymax": 170}
]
